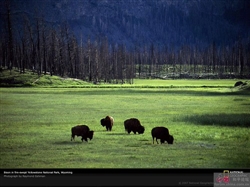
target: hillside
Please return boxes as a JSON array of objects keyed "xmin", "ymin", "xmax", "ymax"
[
  {"xmin": 1, "ymin": 0, "xmax": 249, "ymax": 49},
  {"xmin": 0, "ymin": 68, "xmax": 91, "ymax": 87},
  {"xmin": 1, "ymin": 1, "xmax": 249, "ymax": 87}
]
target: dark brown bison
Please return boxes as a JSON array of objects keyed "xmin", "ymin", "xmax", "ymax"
[
  {"xmin": 234, "ymin": 81, "xmax": 244, "ymax": 87},
  {"xmin": 151, "ymin": 126, "xmax": 174, "ymax": 144},
  {"xmin": 71, "ymin": 125, "xmax": 94, "ymax": 142},
  {"xmin": 100, "ymin": 116, "xmax": 114, "ymax": 131},
  {"xmin": 124, "ymin": 118, "xmax": 145, "ymax": 134}
]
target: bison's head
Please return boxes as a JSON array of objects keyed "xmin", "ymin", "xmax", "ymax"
[
  {"xmin": 88, "ymin": 131, "xmax": 94, "ymax": 140},
  {"xmin": 167, "ymin": 135, "xmax": 174, "ymax": 144},
  {"xmin": 100, "ymin": 119, "xmax": 105, "ymax": 127},
  {"xmin": 138, "ymin": 126, "xmax": 145, "ymax": 134}
]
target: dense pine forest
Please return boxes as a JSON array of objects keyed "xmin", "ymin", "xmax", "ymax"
[{"xmin": 1, "ymin": 0, "xmax": 250, "ymax": 84}]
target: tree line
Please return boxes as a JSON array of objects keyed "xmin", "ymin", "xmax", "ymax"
[{"xmin": 1, "ymin": 1, "xmax": 250, "ymax": 84}]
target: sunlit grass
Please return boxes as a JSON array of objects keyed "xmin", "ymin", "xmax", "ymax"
[{"xmin": 1, "ymin": 68, "xmax": 248, "ymax": 89}]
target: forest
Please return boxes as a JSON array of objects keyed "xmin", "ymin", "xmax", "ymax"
[{"xmin": 1, "ymin": 0, "xmax": 250, "ymax": 84}]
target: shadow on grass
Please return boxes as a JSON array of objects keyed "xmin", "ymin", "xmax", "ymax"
[
  {"xmin": 93, "ymin": 130, "xmax": 110, "ymax": 132},
  {"xmin": 105, "ymin": 132, "xmax": 126, "ymax": 135},
  {"xmin": 242, "ymin": 103, "xmax": 250, "ymax": 106},
  {"xmin": 61, "ymin": 89, "xmax": 250, "ymax": 96},
  {"xmin": 53, "ymin": 140, "xmax": 85, "ymax": 145},
  {"xmin": 179, "ymin": 113, "xmax": 250, "ymax": 127},
  {"xmin": 6, "ymin": 87, "xmax": 250, "ymax": 97}
]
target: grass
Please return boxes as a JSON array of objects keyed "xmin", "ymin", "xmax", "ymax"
[{"xmin": 0, "ymin": 83, "xmax": 250, "ymax": 168}]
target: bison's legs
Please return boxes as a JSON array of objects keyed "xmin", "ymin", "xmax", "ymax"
[
  {"xmin": 156, "ymin": 139, "xmax": 159, "ymax": 144},
  {"xmin": 127, "ymin": 130, "xmax": 131, "ymax": 134},
  {"xmin": 133, "ymin": 131, "xmax": 136, "ymax": 134},
  {"xmin": 160, "ymin": 139, "xmax": 164, "ymax": 144},
  {"xmin": 152, "ymin": 137, "xmax": 155, "ymax": 144},
  {"xmin": 80, "ymin": 136, "xmax": 88, "ymax": 142},
  {"xmin": 71, "ymin": 134, "xmax": 75, "ymax": 141}
]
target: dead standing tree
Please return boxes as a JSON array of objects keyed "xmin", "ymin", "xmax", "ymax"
[{"xmin": 5, "ymin": 0, "xmax": 14, "ymax": 73}]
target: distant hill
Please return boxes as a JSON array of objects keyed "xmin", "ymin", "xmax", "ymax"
[
  {"xmin": 0, "ymin": 68, "xmax": 91, "ymax": 87},
  {"xmin": 1, "ymin": 0, "xmax": 250, "ymax": 49}
]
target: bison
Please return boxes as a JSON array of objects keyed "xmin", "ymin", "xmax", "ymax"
[
  {"xmin": 124, "ymin": 118, "xmax": 145, "ymax": 134},
  {"xmin": 151, "ymin": 126, "xmax": 174, "ymax": 144},
  {"xmin": 71, "ymin": 125, "xmax": 94, "ymax": 142},
  {"xmin": 234, "ymin": 81, "xmax": 244, "ymax": 87},
  {"xmin": 100, "ymin": 116, "xmax": 114, "ymax": 131}
]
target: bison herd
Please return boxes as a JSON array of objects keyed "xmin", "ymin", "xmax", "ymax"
[{"xmin": 71, "ymin": 116, "xmax": 174, "ymax": 145}]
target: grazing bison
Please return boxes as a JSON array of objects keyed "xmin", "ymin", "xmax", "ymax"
[
  {"xmin": 100, "ymin": 116, "xmax": 114, "ymax": 131},
  {"xmin": 71, "ymin": 125, "xmax": 94, "ymax": 142},
  {"xmin": 234, "ymin": 81, "xmax": 244, "ymax": 87},
  {"xmin": 124, "ymin": 118, "xmax": 145, "ymax": 134},
  {"xmin": 151, "ymin": 126, "xmax": 174, "ymax": 144}
]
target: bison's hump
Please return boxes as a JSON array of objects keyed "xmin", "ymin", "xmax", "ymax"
[
  {"xmin": 151, "ymin": 126, "xmax": 170, "ymax": 135},
  {"xmin": 71, "ymin": 124, "xmax": 90, "ymax": 133},
  {"xmin": 234, "ymin": 81, "xmax": 244, "ymax": 87}
]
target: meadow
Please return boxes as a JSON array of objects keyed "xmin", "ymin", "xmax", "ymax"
[{"xmin": 0, "ymin": 79, "xmax": 250, "ymax": 168}]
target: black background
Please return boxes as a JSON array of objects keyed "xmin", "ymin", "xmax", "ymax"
[{"xmin": 1, "ymin": 169, "xmax": 249, "ymax": 187}]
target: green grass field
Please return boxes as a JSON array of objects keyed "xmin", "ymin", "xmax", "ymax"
[{"xmin": 0, "ymin": 79, "xmax": 250, "ymax": 168}]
